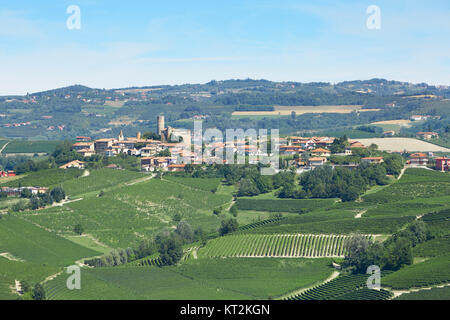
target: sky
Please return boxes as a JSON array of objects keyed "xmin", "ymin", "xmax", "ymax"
[{"xmin": 0, "ymin": 0, "xmax": 449, "ymax": 95}]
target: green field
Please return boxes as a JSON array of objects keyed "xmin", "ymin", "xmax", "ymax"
[
  {"xmin": 2, "ymin": 140, "xmax": 62, "ymax": 154},
  {"xmin": 395, "ymin": 286, "xmax": 450, "ymax": 300},
  {"xmin": 2, "ymin": 163, "xmax": 449, "ymax": 301},
  {"xmin": 0, "ymin": 168, "xmax": 83, "ymax": 187},
  {"xmin": 288, "ymin": 274, "xmax": 393, "ymax": 300},
  {"xmin": 0, "ymin": 258, "xmax": 59, "ymax": 300},
  {"xmin": 20, "ymin": 176, "xmax": 232, "ymax": 248},
  {"xmin": 236, "ymin": 198, "xmax": 337, "ymax": 213},
  {"xmin": 45, "ymin": 258, "xmax": 333, "ymax": 300},
  {"xmin": 0, "ymin": 216, "xmax": 100, "ymax": 266},
  {"xmin": 59, "ymin": 168, "xmax": 144, "ymax": 196},
  {"xmin": 163, "ymin": 176, "xmax": 222, "ymax": 193},
  {"xmin": 382, "ymin": 254, "xmax": 450, "ymax": 289}
]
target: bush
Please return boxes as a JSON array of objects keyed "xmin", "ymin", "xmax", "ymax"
[
  {"xmin": 32, "ymin": 283, "xmax": 46, "ymax": 300},
  {"xmin": 219, "ymin": 218, "xmax": 239, "ymax": 236}
]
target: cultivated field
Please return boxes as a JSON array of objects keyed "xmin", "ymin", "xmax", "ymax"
[
  {"xmin": 358, "ymin": 138, "xmax": 450, "ymax": 152},
  {"xmin": 232, "ymin": 105, "xmax": 380, "ymax": 117},
  {"xmin": 371, "ymin": 120, "xmax": 412, "ymax": 126}
]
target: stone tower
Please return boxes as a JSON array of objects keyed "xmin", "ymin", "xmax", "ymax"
[
  {"xmin": 118, "ymin": 130, "xmax": 124, "ymax": 141},
  {"xmin": 157, "ymin": 115, "xmax": 165, "ymax": 135}
]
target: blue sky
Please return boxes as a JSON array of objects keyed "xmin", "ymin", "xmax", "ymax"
[{"xmin": 0, "ymin": 0, "xmax": 449, "ymax": 95}]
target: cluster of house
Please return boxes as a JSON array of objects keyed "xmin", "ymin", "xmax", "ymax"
[
  {"xmin": 66, "ymin": 114, "xmax": 450, "ymax": 173},
  {"xmin": 70, "ymin": 116, "xmax": 192, "ymax": 171},
  {"xmin": 405, "ymin": 153, "xmax": 449, "ymax": 171},
  {"xmin": 278, "ymin": 136, "xmax": 375, "ymax": 169},
  {"xmin": 4, "ymin": 122, "xmax": 31, "ymax": 128},
  {"xmin": 1, "ymin": 186, "xmax": 48, "ymax": 197},
  {"xmin": 0, "ymin": 170, "xmax": 16, "ymax": 177}
]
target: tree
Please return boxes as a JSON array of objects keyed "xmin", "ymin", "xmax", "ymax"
[
  {"xmin": 21, "ymin": 280, "xmax": 30, "ymax": 293},
  {"xmin": 342, "ymin": 233, "xmax": 370, "ymax": 273},
  {"xmin": 174, "ymin": 221, "xmax": 194, "ymax": 244},
  {"xmin": 29, "ymin": 196, "xmax": 41, "ymax": 210},
  {"xmin": 50, "ymin": 187, "xmax": 65, "ymax": 202},
  {"xmin": 157, "ymin": 233, "xmax": 183, "ymax": 265},
  {"xmin": 32, "ymin": 283, "xmax": 46, "ymax": 300},
  {"xmin": 383, "ymin": 238, "xmax": 413, "ymax": 271},
  {"xmin": 237, "ymin": 178, "xmax": 260, "ymax": 196},
  {"xmin": 229, "ymin": 204, "xmax": 238, "ymax": 217},
  {"xmin": 219, "ymin": 218, "xmax": 239, "ymax": 236},
  {"xmin": 73, "ymin": 223, "xmax": 84, "ymax": 235}
]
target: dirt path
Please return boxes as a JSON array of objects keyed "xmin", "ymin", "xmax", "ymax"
[
  {"xmin": 278, "ymin": 271, "xmax": 340, "ymax": 300},
  {"xmin": 126, "ymin": 174, "xmax": 156, "ymax": 186},
  {"xmin": 42, "ymin": 271, "xmax": 63, "ymax": 284},
  {"xmin": 389, "ymin": 282, "xmax": 450, "ymax": 299},
  {"xmin": 354, "ymin": 209, "xmax": 367, "ymax": 219},
  {"xmin": 52, "ymin": 197, "xmax": 83, "ymax": 207},
  {"xmin": 397, "ymin": 166, "xmax": 407, "ymax": 180},
  {"xmin": 0, "ymin": 141, "xmax": 10, "ymax": 154},
  {"xmin": 0, "ymin": 252, "xmax": 24, "ymax": 261}
]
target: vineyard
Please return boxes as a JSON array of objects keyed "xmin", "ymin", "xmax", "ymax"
[
  {"xmin": 236, "ymin": 198, "xmax": 336, "ymax": 213},
  {"xmin": 198, "ymin": 234, "xmax": 372, "ymax": 258},
  {"xmin": 0, "ymin": 216, "xmax": 100, "ymax": 266},
  {"xmin": 0, "ymin": 168, "xmax": 82, "ymax": 188},
  {"xmin": 395, "ymin": 286, "xmax": 450, "ymax": 300},
  {"xmin": 382, "ymin": 254, "xmax": 450, "ymax": 289},
  {"xmin": 163, "ymin": 176, "xmax": 222, "ymax": 192},
  {"xmin": 287, "ymin": 274, "xmax": 391, "ymax": 300}
]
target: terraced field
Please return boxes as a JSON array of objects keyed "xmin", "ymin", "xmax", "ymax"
[{"xmin": 198, "ymin": 234, "xmax": 370, "ymax": 258}]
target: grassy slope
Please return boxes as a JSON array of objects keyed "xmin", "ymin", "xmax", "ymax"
[
  {"xmin": 45, "ymin": 258, "xmax": 333, "ymax": 300},
  {"xmin": 0, "ymin": 216, "xmax": 100, "ymax": 266}
]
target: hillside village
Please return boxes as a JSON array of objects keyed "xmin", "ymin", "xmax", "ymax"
[{"xmin": 63, "ymin": 114, "xmax": 450, "ymax": 174}]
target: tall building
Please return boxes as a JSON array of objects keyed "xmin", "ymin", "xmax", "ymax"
[{"xmin": 157, "ymin": 115, "xmax": 165, "ymax": 135}]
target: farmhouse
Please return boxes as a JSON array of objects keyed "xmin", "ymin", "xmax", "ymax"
[
  {"xmin": 435, "ymin": 157, "xmax": 450, "ymax": 171},
  {"xmin": 280, "ymin": 145, "xmax": 304, "ymax": 155},
  {"xmin": 350, "ymin": 141, "xmax": 366, "ymax": 149},
  {"xmin": 308, "ymin": 157, "xmax": 327, "ymax": 167},
  {"xmin": 310, "ymin": 148, "xmax": 331, "ymax": 157},
  {"xmin": 410, "ymin": 115, "xmax": 430, "ymax": 121},
  {"xmin": 76, "ymin": 148, "xmax": 96, "ymax": 157},
  {"xmin": 1, "ymin": 186, "xmax": 48, "ymax": 197},
  {"xmin": 72, "ymin": 142, "xmax": 95, "ymax": 151},
  {"xmin": 409, "ymin": 153, "xmax": 428, "ymax": 166},
  {"xmin": 361, "ymin": 157, "xmax": 384, "ymax": 164},
  {"xmin": 416, "ymin": 132, "xmax": 439, "ymax": 140},
  {"xmin": 59, "ymin": 160, "xmax": 86, "ymax": 169}
]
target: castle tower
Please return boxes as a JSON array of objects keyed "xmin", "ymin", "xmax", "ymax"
[
  {"xmin": 157, "ymin": 115, "xmax": 165, "ymax": 135},
  {"xmin": 119, "ymin": 130, "xmax": 124, "ymax": 142},
  {"xmin": 136, "ymin": 131, "xmax": 141, "ymax": 140}
]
